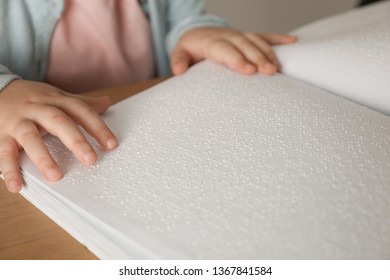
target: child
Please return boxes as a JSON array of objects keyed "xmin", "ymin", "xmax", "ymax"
[{"xmin": 0, "ymin": 0, "xmax": 297, "ymax": 193}]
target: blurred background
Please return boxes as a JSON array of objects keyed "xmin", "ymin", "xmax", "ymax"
[{"xmin": 205, "ymin": 0, "xmax": 359, "ymax": 33}]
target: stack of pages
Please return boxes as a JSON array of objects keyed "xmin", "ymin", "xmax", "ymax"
[{"xmin": 19, "ymin": 2, "xmax": 390, "ymax": 259}]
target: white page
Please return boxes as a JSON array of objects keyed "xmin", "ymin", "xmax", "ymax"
[
  {"xmin": 20, "ymin": 61, "xmax": 390, "ymax": 259},
  {"xmin": 275, "ymin": 1, "xmax": 390, "ymax": 115}
]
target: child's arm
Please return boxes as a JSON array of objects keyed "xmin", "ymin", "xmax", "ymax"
[
  {"xmin": 0, "ymin": 79, "xmax": 118, "ymax": 193},
  {"xmin": 171, "ymin": 26, "xmax": 297, "ymax": 76}
]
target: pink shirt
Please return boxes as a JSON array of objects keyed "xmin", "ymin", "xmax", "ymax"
[{"xmin": 46, "ymin": 0, "xmax": 154, "ymax": 93}]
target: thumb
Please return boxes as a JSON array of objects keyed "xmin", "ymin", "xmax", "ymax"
[
  {"xmin": 83, "ymin": 95, "xmax": 111, "ymax": 115},
  {"xmin": 170, "ymin": 47, "xmax": 192, "ymax": 76},
  {"xmin": 64, "ymin": 92, "xmax": 111, "ymax": 114}
]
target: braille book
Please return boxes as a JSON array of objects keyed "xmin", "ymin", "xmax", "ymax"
[{"xmin": 18, "ymin": 2, "xmax": 390, "ymax": 259}]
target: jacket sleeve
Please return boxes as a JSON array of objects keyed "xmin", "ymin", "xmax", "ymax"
[
  {"xmin": 0, "ymin": 65, "xmax": 20, "ymax": 91},
  {"xmin": 165, "ymin": 0, "xmax": 229, "ymax": 55}
]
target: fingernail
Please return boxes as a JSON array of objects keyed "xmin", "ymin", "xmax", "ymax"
[
  {"xmin": 244, "ymin": 64, "xmax": 256, "ymax": 72},
  {"xmin": 46, "ymin": 168, "xmax": 62, "ymax": 181},
  {"xmin": 83, "ymin": 151, "xmax": 96, "ymax": 164},
  {"xmin": 8, "ymin": 180, "xmax": 21, "ymax": 192},
  {"xmin": 106, "ymin": 138, "xmax": 118, "ymax": 150}
]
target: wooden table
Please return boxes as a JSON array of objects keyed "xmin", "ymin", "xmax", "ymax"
[{"xmin": 0, "ymin": 78, "xmax": 166, "ymax": 260}]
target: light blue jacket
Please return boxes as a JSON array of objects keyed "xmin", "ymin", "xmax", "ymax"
[{"xmin": 0, "ymin": 0, "xmax": 227, "ymax": 91}]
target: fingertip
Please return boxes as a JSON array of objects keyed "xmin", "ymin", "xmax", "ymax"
[
  {"xmin": 97, "ymin": 95, "xmax": 112, "ymax": 111},
  {"xmin": 106, "ymin": 138, "xmax": 118, "ymax": 151},
  {"xmin": 99, "ymin": 95, "xmax": 111, "ymax": 105},
  {"xmin": 82, "ymin": 151, "xmax": 98, "ymax": 166},
  {"xmin": 7, "ymin": 179, "xmax": 22, "ymax": 193},
  {"xmin": 171, "ymin": 47, "xmax": 192, "ymax": 76},
  {"xmin": 288, "ymin": 35, "xmax": 299, "ymax": 42},
  {"xmin": 45, "ymin": 166, "xmax": 63, "ymax": 182},
  {"xmin": 273, "ymin": 60, "xmax": 282, "ymax": 70},
  {"xmin": 280, "ymin": 34, "xmax": 298, "ymax": 44},
  {"xmin": 85, "ymin": 95, "xmax": 111, "ymax": 114},
  {"xmin": 172, "ymin": 61, "xmax": 189, "ymax": 76},
  {"xmin": 258, "ymin": 63, "xmax": 278, "ymax": 75},
  {"xmin": 241, "ymin": 63, "xmax": 257, "ymax": 75}
]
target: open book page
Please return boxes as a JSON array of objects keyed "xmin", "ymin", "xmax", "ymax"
[
  {"xmin": 20, "ymin": 60, "xmax": 390, "ymax": 259},
  {"xmin": 275, "ymin": 0, "xmax": 390, "ymax": 115}
]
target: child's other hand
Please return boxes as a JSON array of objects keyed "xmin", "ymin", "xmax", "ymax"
[
  {"xmin": 171, "ymin": 27, "xmax": 297, "ymax": 76},
  {"xmin": 0, "ymin": 80, "xmax": 118, "ymax": 193}
]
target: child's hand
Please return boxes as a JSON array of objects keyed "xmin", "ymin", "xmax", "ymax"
[
  {"xmin": 0, "ymin": 80, "xmax": 118, "ymax": 193},
  {"xmin": 171, "ymin": 27, "xmax": 297, "ymax": 76}
]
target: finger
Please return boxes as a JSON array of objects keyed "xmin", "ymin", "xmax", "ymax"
[
  {"xmin": 31, "ymin": 106, "xmax": 100, "ymax": 165},
  {"xmin": 65, "ymin": 94, "xmax": 112, "ymax": 115},
  {"xmin": 52, "ymin": 96, "xmax": 118, "ymax": 151},
  {"xmin": 258, "ymin": 33, "xmax": 298, "ymax": 45},
  {"xmin": 206, "ymin": 40, "xmax": 257, "ymax": 75},
  {"xmin": 170, "ymin": 47, "xmax": 192, "ymax": 76},
  {"xmin": 231, "ymin": 35, "xmax": 278, "ymax": 75},
  {"xmin": 245, "ymin": 33, "xmax": 281, "ymax": 67},
  {"xmin": 13, "ymin": 120, "xmax": 63, "ymax": 182},
  {"xmin": 0, "ymin": 136, "xmax": 23, "ymax": 193}
]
